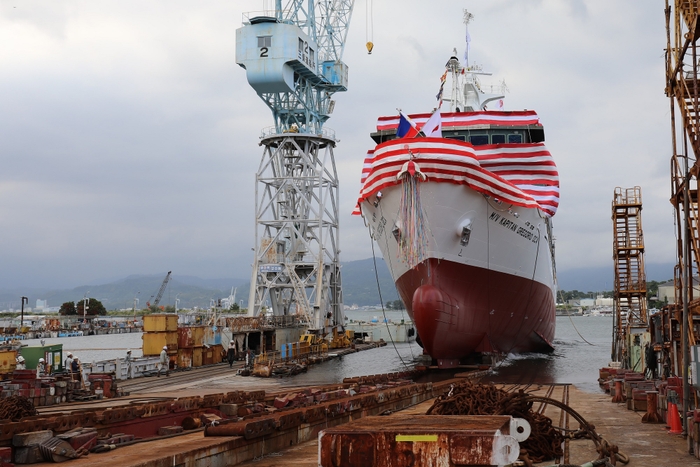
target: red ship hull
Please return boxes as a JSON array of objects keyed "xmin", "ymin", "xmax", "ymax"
[{"xmin": 396, "ymin": 258, "xmax": 556, "ymax": 368}]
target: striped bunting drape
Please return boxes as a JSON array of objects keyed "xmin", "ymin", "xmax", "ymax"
[
  {"xmin": 354, "ymin": 138, "xmax": 559, "ymax": 217},
  {"xmin": 376, "ymin": 110, "xmax": 541, "ymax": 131}
]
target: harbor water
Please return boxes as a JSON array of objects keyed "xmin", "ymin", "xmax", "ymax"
[{"xmin": 17, "ymin": 314, "xmax": 612, "ymax": 393}]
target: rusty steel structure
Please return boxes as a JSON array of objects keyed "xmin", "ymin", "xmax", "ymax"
[
  {"xmin": 1, "ymin": 371, "xmax": 443, "ymax": 463},
  {"xmin": 611, "ymin": 186, "xmax": 648, "ymax": 369},
  {"xmin": 319, "ymin": 415, "xmax": 523, "ymax": 467},
  {"xmin": 665, "ymin": 0, "xmax": 700, "ymax": 432}
]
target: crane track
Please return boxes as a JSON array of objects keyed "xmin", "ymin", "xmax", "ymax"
[{"xmin": 119, "ymin": 361, "xmax": 245, "ymax": 393}]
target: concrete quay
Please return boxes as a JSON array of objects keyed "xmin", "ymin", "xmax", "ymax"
[
  {"xmin": 235, "ymin": 384, "xmax": 700, "ymax": 467},
  {"xmin": 17, "ymin": 374, "xmax": 700, "ymax": 466}
]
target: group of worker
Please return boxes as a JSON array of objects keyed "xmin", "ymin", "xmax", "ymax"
[{"xmin": 14, "ymin": 352, "xmax": 81, "ymax": 380}]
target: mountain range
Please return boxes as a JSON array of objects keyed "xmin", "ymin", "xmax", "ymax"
[{"xmin": 0, "ymin": 259, "xmax": 675, "ymax": 312}]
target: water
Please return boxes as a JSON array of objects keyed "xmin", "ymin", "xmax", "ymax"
[
  {"xmin": 485, "ymin": 315, "xmax": 613, "ymax": 393},
  {"xmin": 20, "ymin": 333, "xmax": 144, "ymax": 363},
  {"xmin": 16, "ymin": 314, "xmax": 613, "ymax": 393}
]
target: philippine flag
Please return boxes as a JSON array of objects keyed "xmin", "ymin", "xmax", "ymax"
[{"xmin": 396, "ymin": 111, "xmax": 419, "ymax": 138}]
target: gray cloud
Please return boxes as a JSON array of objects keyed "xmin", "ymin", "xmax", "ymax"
[{"xmin": 0, "ymin": 0, "xmax": 678, "ymax": 291}]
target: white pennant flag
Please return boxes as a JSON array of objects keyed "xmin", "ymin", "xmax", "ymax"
[{"xmin": 421, "ymin": 110, "xmax": 442, "ymax": 138}]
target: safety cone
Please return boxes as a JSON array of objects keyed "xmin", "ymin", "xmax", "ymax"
[{"xmin": 668, "ymin": 401, "xmax": 683, "ymax": 434}]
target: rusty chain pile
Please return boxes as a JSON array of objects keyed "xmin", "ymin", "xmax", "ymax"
[
  {"xmin": 426, "ymin": 382, "xmax": 629, "ymax": 466},
  {"xmin": 0, "ymin": 395, "xmax": 38, "ymax": 422},
  {"xmin": 426, "ymin": 381, "xmax": 564, "ymax": 463}
]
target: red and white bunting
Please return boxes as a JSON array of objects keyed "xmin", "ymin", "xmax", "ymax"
[
  {"xmin": 355, "ymin": 138, "xmax": 559, "ymax": 217},
  {"xmin": 376, "ymin": 110, "xmax": 541, "ymax": 131}
]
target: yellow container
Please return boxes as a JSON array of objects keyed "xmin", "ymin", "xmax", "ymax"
[
  {"xmin": 143, "ymin": 314, "xmax": 178, "ymax": 332},
  {"xmin": 193, "ymin": 347, "xmax": 203, "ymax": 367},
  {"xmin": 177, "ymin": 348, "xmax": 193, "ymax": 369},
  {"xmin": 142, "ymin": 331, "xmax": 178, "ymax": 356},
  {"xmin": 0, "ymin": 349, "xmax": 17, "ymax": 374},
  {"xmin": 192, "ymin": 326, "xmax": 205, "ymax": 347}
]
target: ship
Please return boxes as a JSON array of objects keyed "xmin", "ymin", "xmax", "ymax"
[{"xmin": 355, "ymin": 49, "xmax": 559, "ymax": 369}]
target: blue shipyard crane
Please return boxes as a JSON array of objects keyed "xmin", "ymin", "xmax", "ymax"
[
  {"xmin": 236, "ymin": 1, "xmax": 355, "ymax": 332},
  {"xmin": 236, "ymin": 0, "xmax": 354, "ymax": 134}
]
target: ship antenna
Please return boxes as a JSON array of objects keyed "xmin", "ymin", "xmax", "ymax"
[{"xmin": 463, "ymin": 9, "xmax": 474, "ymax": 68}]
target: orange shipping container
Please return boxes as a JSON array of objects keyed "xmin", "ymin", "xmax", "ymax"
[
  {"xmin": 177, "ymin": 348, "xmax": 193, "ymax": 369},
  {"xmin": 0, "ymin": 350, "xmax": 17, "ymax": 374},
  {"xmin": 142, "ymin": 332, "xmax": 178, "ymax": 356},
  {"xmin": 178, "ymin": 327, "xmax": 195, "ymax": 348},
  {"xmin": 143, "ymin": 314, "xmax": 178, "ymax": 332},
  {"xmin": 192, "ymin": 326, "xmax": 205, "ymax": 347},
  {"xmin": 203, "ymin": 345, "xmax": 222, "ymax": 365},
  {"xmin": 193, "ymin": 347, "xmax": 203, "ymax": 367}
]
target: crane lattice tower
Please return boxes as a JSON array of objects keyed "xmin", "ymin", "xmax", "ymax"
[{"xmin": 236, "ymin": 1, "xmax": 355, "ymax": 331}]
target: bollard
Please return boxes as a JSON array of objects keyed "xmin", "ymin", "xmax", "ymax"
[
  {"xmin": 611, "ymin": 379, "xmax": 625, "ymax": 403},
  {"xmin": 641, "ymin": 391, "xmax": 663, "ymax": 423}
]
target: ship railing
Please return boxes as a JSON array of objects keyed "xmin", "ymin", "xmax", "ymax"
[
  {"xmin": 81, "ymin": 355, "xmax": 161, "ymax": 381},
  {"xmin": 259, "ymin": 126, "xmax": 337, "ymax": 141},
  {"xmin": 253, "ymin": 341, "xmax": 325, "ymax": 366},
  {"xmin": 223, "ymin": 314, "xmax": 304, "ymax": 332}
]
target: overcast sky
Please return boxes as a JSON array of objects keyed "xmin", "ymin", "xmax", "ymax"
[{"xmin": 0, "ymin": 1, "xmax": 675, "ymax": 290}]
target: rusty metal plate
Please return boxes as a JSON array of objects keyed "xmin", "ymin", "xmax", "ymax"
[
  {"xmin": 205, "ymin": 417, "xmax": 276, "ymax": 439},
  {"xmin": 321, "ymin": 433, "xmax": 375, "ymax": 467},
  {"xmin": 276, "ymin": 411, "xmax": 303, "ymax": 430},
  {"xmin": 319, "ymin": 415, "xmax": 520, "ymax": 467}
]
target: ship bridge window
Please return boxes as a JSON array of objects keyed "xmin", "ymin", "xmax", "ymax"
[
  {"xmin": 258, "ymin": 36, "xmax": 272, "ymax": 48},
  {"xmin": 469, "ymin": 135, "xmax": 489, "ymax": 146},
  {"xmin": 530, "ymin": 128, "xmax": 545, "ymax": 143},
  {"xmin": 445, "ymin": 134, "xmax": 466, "ymax": 142},
  {"xmin": 491, "ymin": 134, "xmax": 506, "ymax": 144},
  {"xmin": 508, "ymin": 134, "xmax": 523, "ymax": 143}
]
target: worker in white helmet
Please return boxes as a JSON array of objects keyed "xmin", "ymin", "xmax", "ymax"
[
  {"xmin": 65, "ymin": 352, "xmax": 74, "ymax": 376},
  {"xmin": 16, "ymin": 355, "xmax": 26, "ymax": 370},
  {"xmin": 158, "ymin": 345, "xmax": 169, "ymax": 377},
  {"xmin": 125, "ymin": 349, "xmax": 132, "ymax": 379},
  {"xmin": 37, "ymin": 357, "xmax": 45, "ymax": 378}
]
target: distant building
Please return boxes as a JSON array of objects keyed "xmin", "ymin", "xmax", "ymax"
[
  {"xmin": 35, "ymin": 299, "xmax": 48, "ymax": 310},
  {"xmin": 594, "ymin": 295, "xmax": 613, "ymax": 307},
  {"xmin": 567, "ymin": 298, "xmax": 595, "ymax": 308},
  {"xmin": 657, "ymin": 277, "xmax": 700, "ymax": 304}
]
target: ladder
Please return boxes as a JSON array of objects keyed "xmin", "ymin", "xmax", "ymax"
[{"xmin": 611, "ymin": 187, "xmax": 648, "ymax": 363}]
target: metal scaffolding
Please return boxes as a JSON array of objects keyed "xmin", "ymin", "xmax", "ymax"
[
  {"xmin": 611, "ymin": 187, "xmax": 648, "ymax": 368},
  {"xmin": 236, "ymin": 1, "xmax": 355, "ymax": 330},
  {"xmin": 247, "ymin": 133, "xmax": 343, "ymax": 331},
  {"xmin": 665, "ymin": 0, "xmax": 700, "ymax": 433}
]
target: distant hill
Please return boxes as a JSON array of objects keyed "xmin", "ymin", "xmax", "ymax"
[
  {"xmin": 0, "ymin": 259, "xmax": 399, "ymax": 311},
  {"xmin": 556, "ymin": 262, "xmax": 675, "ymax": 293},
  {"xmin": 340, "ymin": 258, "xmax": 400, "ymax": 307},
  {"xmin": 0, "ymin": 259, "xmax": 674, "ymax": 312}
]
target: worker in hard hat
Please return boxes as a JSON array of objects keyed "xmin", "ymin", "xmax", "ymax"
[
  {"xmin": 158, "ymin": 345, "xmax": 169, "ymax": 377},
  {"xmin": 15, "ymin": 355, "xmax": 26, "ymax": 370},
  {"xmin": 37, "ymin": 357, "xmax": 45, "ymax": 377},
  {"xmin": 125, "ymin": 349, "xmax": 132, "ymax": 379},
  {"xmin": 227, "ymin": 340, "xmax": 236, "ymax": 368},
  {"xmin": 65, "ymin": 352, "xmax": 74, "ymax": 377}
]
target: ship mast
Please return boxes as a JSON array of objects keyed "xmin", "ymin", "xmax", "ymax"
[{"xmin": 443, "ymin": 11, "xmax": 505, "ymax": 113}]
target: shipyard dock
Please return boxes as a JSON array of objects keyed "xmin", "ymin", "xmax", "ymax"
[{"xmin": 3, "ymin": 359, "xmax": 699, "ymax": 467}]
